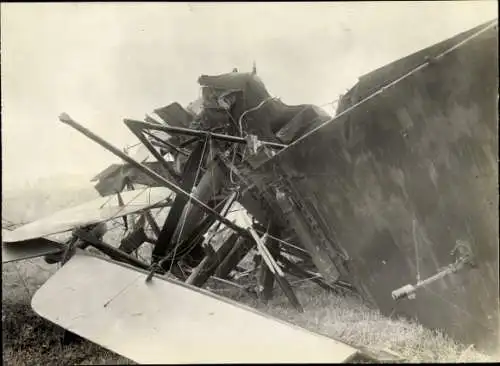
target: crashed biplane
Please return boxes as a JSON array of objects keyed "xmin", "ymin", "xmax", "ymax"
[{"xmin": 2, "ymin": 19, "xmax": 499, "ymax": 362}]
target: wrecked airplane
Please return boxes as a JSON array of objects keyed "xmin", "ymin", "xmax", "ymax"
[{"xmin": 2, "ymin": 19, "xmax": 498, "ymax": 361}]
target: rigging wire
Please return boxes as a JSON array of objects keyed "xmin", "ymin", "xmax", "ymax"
[
  {"xmin": 254, "ymin": 228, "xmax": 309, "ymax": 254},
  {"xmin": 123, "ymin": 141, "xmax": 143, "ymax": 154},
  {"xmin": 412, "ymin": 219, "xmax": 422, "ymax": 282}
]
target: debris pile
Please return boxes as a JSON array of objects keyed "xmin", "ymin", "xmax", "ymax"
[{"xmin": 65, "ymin": 66, "xmax": 350, "ymax": 312}]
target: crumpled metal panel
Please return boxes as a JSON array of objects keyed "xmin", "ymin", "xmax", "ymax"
[{"xmin": 247, "ymin": 22, "xmax": 499, "ymax": 349}]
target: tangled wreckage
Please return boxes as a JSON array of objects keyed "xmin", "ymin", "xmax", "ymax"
[{"xmin": 2, "ymin": 20, "xmax": 499, "ymax": 363}]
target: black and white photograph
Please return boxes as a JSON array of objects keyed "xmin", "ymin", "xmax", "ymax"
[{"xmin": 1, "ymin": 1, "xmax": 498, "ymax": 364}]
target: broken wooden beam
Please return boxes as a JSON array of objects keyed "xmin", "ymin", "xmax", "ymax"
[
  {"xmin": 186, "ymin": 232, "xmax": 240, "ymax": 287},
  {"xmin": 241, "ymin": 213, "xmax": 303, "ymax": 312},
  {"xmin": 277, "ymin": 254, "xmax": 333, "ymax": 292},
  {"xmin": 248, "ymin": 228, "xmax": 304, "ymax": 312},
  {"xmin": 154, "ymin": 197, "xmax": 229, "ymax": 271},
  {"xmin": 257, "ymin": 224, "xmax": 281, "ymax": 302},
  {"xmin": 73, "ymin": 228, "xmax": 150, "ymax": 271},
  {"xmin": 278, "ymin": 254, "xmax": 356, "ymax": 294},
  {"xmin": 214, "ymin": 236, "xmax": 254, "ymax": 279}
]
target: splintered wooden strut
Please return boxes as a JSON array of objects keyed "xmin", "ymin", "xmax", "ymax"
[{"xmin": 240, "ymin": 212, "xmax": 303, "ymax": 312}]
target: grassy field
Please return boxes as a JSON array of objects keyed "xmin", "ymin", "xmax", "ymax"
[
  {"xmin": 2, "ymin": 259, "xmax": 132, "ymax": 365},
  {"xmin": 2, "ymin": 184, "xmax": 498, "ymax": 364}
]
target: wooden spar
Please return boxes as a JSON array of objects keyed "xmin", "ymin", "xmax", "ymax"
[
  {"xmin": 249, "ymin": 228, "xmax": 304, "ymax": 312},
  {"xmin": 124, "ymin": 119, "xmax": 287, "ymax": 150},
  {"xmin": 59, "ymin": 113, "xmax": 247, "ymax": 237},
  {"xmin": 277, "ymin": 254, "xmax": 340, "ymax": 292},
  {"xmin": 258, "ymin": 244, "xmax": 279, "ymax": 301},
  {"xmin": 258, "ymin": 224, "xmax": 281, "ymax": 302},
  {"xmin": 214, "ymin": 237, "xmax": 255, "ymax": 279},
  {"xmin": 155, "ymin": 198, "xmax": 228, "ymax": 271},
  {"xmin": 186, "ymin": 233, "xmax": 240, "ymax": 287},
  {"xmin": 73, "ymin": 229, "xmax": 150, "ymax": 270},
  {"xmin": 276, "ymin": 243, "xmax": 311, "ymax": 261},
  {"xmin": 240, "ymin": 213, "xmax": 303, "ymax": 312},
  {"xmin": 245, "ymin": 229, "xmax": 283, "ymax": 276}
]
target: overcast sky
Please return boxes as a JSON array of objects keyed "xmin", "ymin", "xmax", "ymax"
[{"xmin": 1, "ymin": 1, "xmax": 497, "ymax": 190}]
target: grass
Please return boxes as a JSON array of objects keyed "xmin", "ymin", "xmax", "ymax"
[
  {"xmin": 2, "ymin": 259, "xmax": 133, "ymax": 365},
  {"xmin": 208, "ymin": 279, "xmax": 496, "ymax": 363},
  {"xmin": 3, "ymin": 254, "xmax": 497, "ymax": 364},
  {"xmin": 2, "ymin": 184, "xmax": 498, "ymax": 364},
  {"xmin": 2, "ymin": 301, "xmax": 131, "ymax": 365}
]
